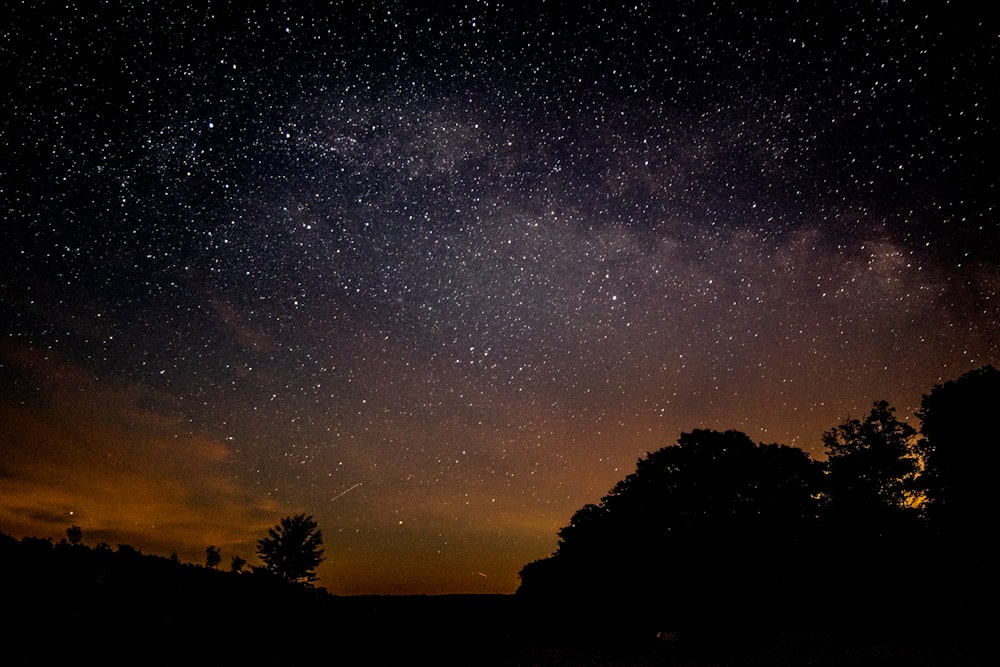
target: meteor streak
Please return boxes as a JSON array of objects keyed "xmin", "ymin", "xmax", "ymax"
[{"xmin": 329, "ymin": 482, "xmax": 363, "ymax": 502}]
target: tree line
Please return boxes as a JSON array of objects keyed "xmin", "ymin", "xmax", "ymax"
[
  {"xmin": 6, "ymin": 512, "xmax": 324, "ymax": 588},
  {"xmin": 516, "ymin": 365, "xmax": 999, "ymax": 643},
  {"xmin": 201, "ymin": 513, "xmax": 325, "ymax": 585}
]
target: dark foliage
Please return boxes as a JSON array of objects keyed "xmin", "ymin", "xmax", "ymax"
[
  {"xmin": 256, "ymin": 513, "xmax": 325, "ymax": 585},
  {"xmin": 822, "ymin": 400, "xmax": 920, "ymax": 525},
  {"xmin": 230, "ymin": 554, "xmax": 247, "ymax": 573},
  {"xmin": 816, "ymin": 401, "xmax": 928, "ymax": 628},
  {"xmin": 205, "ymin": 544, "xmax": 222, "ymax": 569},
  {"xmin": 519, "ymin": 430, "xmax": 825, "ymax": 640},
  {"xmin": 916, "ymin": 365, "xmax": 1000, "ymax": 633},
  {"xmin": 519, "ymin": 370, "xmax": 999, "ymax": 646},
  {"xmin": 918, "ymin": 365, "xmax": 1000, "ymax": 537},
  {"xmin": 65, "ymin": 525, "xmax": 83, "ymax": 546}
]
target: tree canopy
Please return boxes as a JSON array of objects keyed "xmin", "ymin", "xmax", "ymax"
[
  {"xmin": 518, "ymin": 368, "xmax": 998, "ymax": 641},
  {"xmin": 917, "ymin": 365, "xmax": 1000, "ymax": 537},
  {"xmin": 519, "ymin": 430, "xmax": 824, "ymax": 633},
  {"xmin": 205, "ymin": 545, "xmax": 222, "ymax": 569},
  {"xmin": 821, "ymin": 400, "xmax": 920, "ymax": 531},
  {"xmin": 554, "ymin": 429, "xmax": 823, "ymax": 559},
  {"xmin": 256, "ymin": 514, "xmax": 325, "ymax": 586}
]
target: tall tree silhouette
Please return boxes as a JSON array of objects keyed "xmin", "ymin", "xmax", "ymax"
[
  {"xmin": 256, "ymin": 514, "xmax": 324, "ymax": 585},
  {"xmin": 230, "ymin": 555, "xmax": 246, "ymax": 573},
  {"xmin": 821, "ymin": 400, "xmax": 920, "ymax": 532},
  {"xmin": 917, "ymin": 365, "xmax": 1000, "ymax": 537},
  {"xmin": 819, "ymin": 401, "xmax": 924, "ymax": 626},
  {"xmin": 916, "ymin": 365, "xmax": 1000, "ymax": 633}
]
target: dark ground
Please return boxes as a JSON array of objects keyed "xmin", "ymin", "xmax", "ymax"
[
  {"xmin": 5, "ymin": 590, "xmax": 989, "ymax": 666},
  {"xmin": 1, "ymin": 535, "xmax": 989, "ymax": 665}
]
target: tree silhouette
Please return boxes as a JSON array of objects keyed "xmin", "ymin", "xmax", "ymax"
[
  {"xmin": 916, "ymin": 365, "xmax": 1000, "ymax": 634},
  {"xmin": 917, "ymin": 365, "xmax": 1000, "ymax": 536},
  {"xmin": 519, "ymin": 430, "xmax": 823, "ymax": 634},
  {"xmin": 821, "ymin": 400, "xmax": 921, "ymax": 530},
  {"xmin": 205, "ymin": 545, "xmax": 222, "ymax": 569},
  {"xmin": 230, "ymin": 554, "xmax": 246, "ymax": 573},
  {"xmin": 65, "ymin": 525, "xmax": 83, "ymax": 546},
  {"xmin": 515, "ymin": 370, "xmax": 999, "ymax": 644},
  {"xmin": 256, "ymin": 514, "xmax": 324, "ymax": 585},
  {"xmin": 818, "ymin": 401, "xmax": 926, "ymax": 626}
]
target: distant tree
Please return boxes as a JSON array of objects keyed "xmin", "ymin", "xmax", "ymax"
[
  {"xmin": 256, "ymin": 514, "xmax": 324, "ymax": 585},
  {"xmin": 230, "ymin": 554, "xmax": 246, "ymax": 574},
  {"xmin": 917, "ymin": 365, "xmax": 1000, "ymax": 536},
  {"xmin": 205, "ymin": 545, "xmax": 222, "ymax": 569},
  {"xmin": 20, "ymin": 536, "xmax": 53, "ymax": 551},
  {"xmin": 822, "ymin": 400, "xmax": 921, "ymax": 528},
  {"xmin": 66, "ymin": 525, "xmax": 83, "ymax": 546},
  {"xmin": 117, "ymin": 544, "xmax": 141, "ymax": 557}
]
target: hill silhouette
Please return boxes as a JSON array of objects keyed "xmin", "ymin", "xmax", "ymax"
[{"xmin": 2, "ymin": 532, "xmax": 529, "ymax": 664}]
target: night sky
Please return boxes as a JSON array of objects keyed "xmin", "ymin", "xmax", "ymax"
[{"xmin": 2, "ymin": 2, "xmax": 997, "ymax": 594}]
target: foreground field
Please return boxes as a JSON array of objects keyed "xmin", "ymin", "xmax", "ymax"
[{"xmin": 2, "ymin": 535, "xmax": 988, "ymax": 665}]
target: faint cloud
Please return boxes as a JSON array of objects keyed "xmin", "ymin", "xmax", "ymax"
[
  {"xmin": 0, "ymin": 342, "xmax": 277, "ymax": 562},
  {"xmin": 205, "ymin": 295, "xmax": 278, "ymax": 352}
]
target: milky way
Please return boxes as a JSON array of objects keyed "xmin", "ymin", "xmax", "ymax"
[{"xmin": 2, "ymin": 2, "xmax": 997, "ymax": 593}]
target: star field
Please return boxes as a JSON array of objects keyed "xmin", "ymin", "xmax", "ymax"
[{"xmin": 2, "ymin": 2, "xmax": 997, "ymax": 594}]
